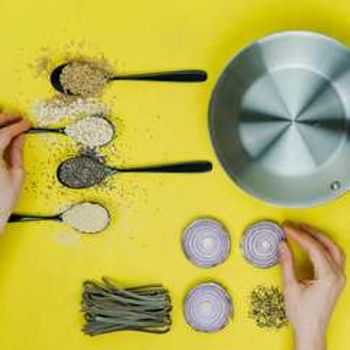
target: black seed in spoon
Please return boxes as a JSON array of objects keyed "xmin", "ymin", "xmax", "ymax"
[{"xmin": 57, "ymin": 156, "xmax": 107, "ymax": 188}]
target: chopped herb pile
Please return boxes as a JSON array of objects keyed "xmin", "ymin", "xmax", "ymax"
[{"xmin": 249, "ymin": 285, "xmax": 288, "ymax": 329}]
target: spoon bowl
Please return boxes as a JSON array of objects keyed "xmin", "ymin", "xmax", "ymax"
[{"xmin": 50, "ymin": 63, "xmax": 70, "ymax": 94}]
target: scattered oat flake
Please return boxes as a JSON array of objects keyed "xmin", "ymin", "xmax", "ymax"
[{"xmin": 32, "ymin": 97, "xmax": 111, "ymax": 126}]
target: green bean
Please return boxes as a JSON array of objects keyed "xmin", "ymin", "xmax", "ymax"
[{"xmin": 81, "ymin": 278, "xmax": 172, "ymax": 336}]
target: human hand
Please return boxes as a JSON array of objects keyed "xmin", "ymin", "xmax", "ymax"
[
  {"xmin": 0, "ymin": 114, "xmax": 30, "ymax": 232},
  {"xmin": 279, "ymin": 222, "xmax": 346, "ymax": 350}
]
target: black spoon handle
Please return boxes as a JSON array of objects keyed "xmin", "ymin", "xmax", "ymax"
[
  {"xmin": 8, "ymin": 214, "xmax": 61, "ymax": 222},
  {"xmin": 113, "ymin": 161, "xmax": 212, "ymax": 173},
  {"xmin": 28, "ymin": 127, "xmax": 65, "ymax": 134},
  {"xmin": 110, "ymin": 70, "xmax": 207, "ymax": 83}
]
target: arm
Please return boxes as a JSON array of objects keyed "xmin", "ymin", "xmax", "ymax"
[
  {"xmin": 279, "ymin": 222, "xmax": 346, "ymax": 350},
  {"xmin": 0, "ymin": 114, "xmax": 30, "ymax": 232}
]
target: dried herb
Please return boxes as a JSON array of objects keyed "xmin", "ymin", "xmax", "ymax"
[
  {"xmin": 82, "ymin": 278, "xmax": 172, "ymax": 335},
  {"xmin": 249, "ymin": 285, "xmax": 288, "ymax": 329}
]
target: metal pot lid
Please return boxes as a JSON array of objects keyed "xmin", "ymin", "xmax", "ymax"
[{"xmin": 209, "ymin": 31, "xmax": 350, "ymax": 207}]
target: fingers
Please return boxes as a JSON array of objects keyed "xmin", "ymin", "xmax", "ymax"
[
  {"xmin": 300, "ymin": 223, "xmax": 346, "ymax": 271},
  {"xmin": 0, "ymin": 116, "xmax": 30, "ymax": 151},
  {"xmin": 0, "ymin": 114, "xmax": 21, "ymax": 127},
  {"xmin": 282, "ymin": 222, "xmax": 336, "ymax": 278},
  {"xmin": 9, "ymin": 134, "xmax": 25, "ymax": 190},
  {"xmin": 279, "ymin": 241, "xmax": 298, "ymax": 287},
  {"xmin": 10, "ymin": 134, "xmax": 24, "ymax": 168}
]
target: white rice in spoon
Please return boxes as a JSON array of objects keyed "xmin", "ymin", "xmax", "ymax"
[{"xmin": 62, "ymin": 202, "xmax": 110, "ymax": 233}]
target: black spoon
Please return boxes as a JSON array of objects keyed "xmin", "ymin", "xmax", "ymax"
[
  {"xmin": 57, "ymin": 155, "xmax": 213, "ymax": 189},
  {"xmin": 9, "ymin": 202, "xmax": 110, "ymax": 234},
  {"xmin": 50, "ymin": 63, "xmax": 208, "ymax": 95},
  {"xmin": 9, "ymin": 213, "xmax": 61, "ymax": 223},
  {"xmin": 28, "ymin": 116, "xmax": 115, "ymax": 147}
]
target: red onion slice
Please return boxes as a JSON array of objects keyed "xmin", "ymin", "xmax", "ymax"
[
  {"xmin": 182, "ymin": 218, "xmax": 231, "ymax": 268},
  {"xmin": 184, "ymin": 282, "xmax": 233, "ymax": 332},
  {"xmin": 241, "ymin": 221, "xmax": 286, "ymax": 268}
]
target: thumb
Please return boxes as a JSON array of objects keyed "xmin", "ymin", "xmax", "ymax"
[
  {"xmin": 9, "ymin": 134, "xmax": 25, "ymax": 192},
  {"xmin": 279, "ymin": 241, "xmax": 298, "ymax": 288}
]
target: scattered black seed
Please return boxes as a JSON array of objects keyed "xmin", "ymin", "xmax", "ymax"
[
  {"xmin": 81, "ymin": 278, "xmax": 172, "ymax": 336},
  {"xmin": 81, "ymin": 147, "xmax": 106, "ymax": 162},
  {"xmin": 57, "ymin": 155, "xmax": 108, "ymax": 188},
  {"xmin": 249, "ymin": 285, "xmax": 288, "ymax": 329}
]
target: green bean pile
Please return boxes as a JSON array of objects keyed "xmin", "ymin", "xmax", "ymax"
[{"xmin": 82, "ymin": 278, "xmax": 172, "ymax": 335}]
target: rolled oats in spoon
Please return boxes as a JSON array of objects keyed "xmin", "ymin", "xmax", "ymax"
[
  {"xmin": 29, "ymin": 115, "xmax": 115, "ymax": 148},
  {"xmin": 64, "ymin": 115, "xmax": 115, "ymax": 147}
]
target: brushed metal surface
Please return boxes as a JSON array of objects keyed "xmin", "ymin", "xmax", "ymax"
[{"xmin": 209, "ymin": 31, "xmax": 350, "ymax": 207}]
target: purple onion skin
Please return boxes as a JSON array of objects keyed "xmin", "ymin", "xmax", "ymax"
[
  {"xmin": 241, "ymin": 221, "xmax": 286, "ymax": 268},
  {"xmin": 182, "ymin": 218, "xmax": 231, "ymax": 268},
  {"xmin": 184, "ymin": 282, "xmax": 233, "ymax": 333}
]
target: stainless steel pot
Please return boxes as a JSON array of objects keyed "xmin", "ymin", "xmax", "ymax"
[{"xmin": 209, "ymin": 31, "xmax": 350, "ymax": 207}]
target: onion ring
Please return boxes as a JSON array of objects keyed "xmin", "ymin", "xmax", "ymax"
[
  {"xmin": 241, "ymin": 221, "xmax": 285, "ymax": 268},
  {"xmin": 182, "ymin": 218, "xmax": 231, "ymax": 268},
  {"xmin": 183, "ymin": 282, "xmax": 233, "ymax": 332}
]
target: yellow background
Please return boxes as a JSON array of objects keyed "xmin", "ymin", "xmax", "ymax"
[{"xmin": 0, "ymin": 0, "xmax": 349, "ymax": 349}]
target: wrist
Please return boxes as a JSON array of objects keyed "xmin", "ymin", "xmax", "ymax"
[
  {"xmin": 0, "ymin": 219, "xmax": 7, "ymax": 233},
  {"xmin": 294, "ymin": 328, "xmax": 326, "ymax": 350},
  {"xmin": 0, "ymin": 210, "xmax": 10, "ymax": 232}
]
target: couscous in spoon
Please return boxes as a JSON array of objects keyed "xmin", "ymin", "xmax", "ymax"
[{"xmin": 51, "ymin": 63, "xmax": 207, "ymax": 95}]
